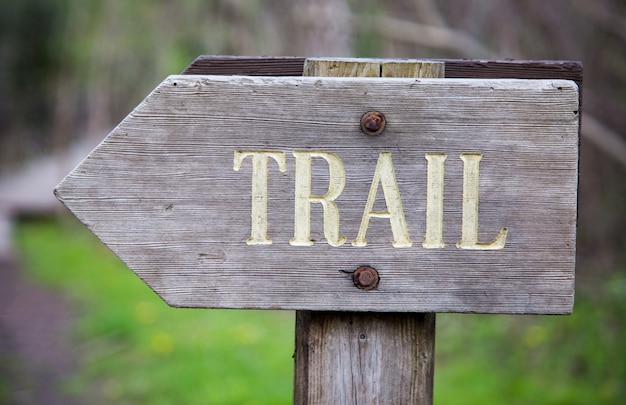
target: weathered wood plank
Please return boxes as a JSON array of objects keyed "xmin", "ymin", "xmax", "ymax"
[
  {"xmin": 443, "ymin": 59, "xmax": 582, "ymax": 87},
  {"xmin": 302, "ymin": 57, "xmax": 446, "ymax": 79},
  {"xmin": 442, "ymin": 59, "xmax": 583, "ymax": 109},
  {"xmin": 55, "ymin": 75, "xmax": 579, "ymax": 314},
  {"xmin": 183, "ymin": 55, "xmax": 307, "ymax": 76},
  {"xmin": 183, "ymin": 56, "xmax": 582, "ymax": 86},
  {"xmin": 295, "ymin": 312, "xmax": 436, "ymax": 404},
  {"xmin": 303, "ymin": 58, "xmax": 382, "ymax": 77},
  {"xmin": 183, "ymin": 56, "xmax": 583, "ymax": 115}
]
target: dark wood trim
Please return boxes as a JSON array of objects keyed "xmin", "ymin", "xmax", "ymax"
[
  {"xmin": 183, "ymin": 55, "xmax": 581, "ymax": 83},
  {"xmin": 183, "ymin": 55, "xmax": 307, "ymax": 76}
]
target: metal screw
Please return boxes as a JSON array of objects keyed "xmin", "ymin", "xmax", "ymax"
[
  {"xmin": 360, "ymin": 111, "xmax": 386, "ymax": 136},
  {"xmin": 353, "ymin": 266, "xmax": 379, "ymax": 290}
]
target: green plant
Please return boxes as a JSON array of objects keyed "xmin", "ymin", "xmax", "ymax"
[{"xmin": 16, "ymin": 217, "xmax": 294, "ymax": 404}]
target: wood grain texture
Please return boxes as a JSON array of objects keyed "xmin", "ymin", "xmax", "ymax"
[
  {"xmin": 183, "ymin": 55, "xmax": 307, "ymax": 76},
  {"xmin": 183, "ymin": 56, "xmax": 582, "ymax": 85},
  {"xmin": 183, "ymin": 56, "xmax": 583, "ymax": 118},
  {"xmin": 55, "ymin": 75, "xmax": 579, "ymax": 314},
  {"xmin": 304, "ymin": 58, "xmax": 382, "ymax": 77},
  {"xmin": 302, "ymin": 57, "xmax": 446, "ymax": 79},
  {"xmin": 293, "ymin": 58, "xmax": 441, "ymax": 405},
  {"xmin": 443, "ymin": 59, "xmax": 582, "ymax": 87},
  {"xmin": 294, "ymin": 312, "xmax": 436, "ymax": 405}
]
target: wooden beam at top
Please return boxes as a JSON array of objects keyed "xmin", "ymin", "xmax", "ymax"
[
  {"xmin": 183, "ymin": 55, "xmax": 583, "ymax": 112},
  {"xmin": 183, "ymin": 55, "xmax": 307, "ymax": 76},
  {"xmin": 183, "ymin": 55, "xmax": 581, "ymax": 83}
]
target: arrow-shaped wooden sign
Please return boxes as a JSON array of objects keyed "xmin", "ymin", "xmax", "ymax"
[{"xmin": 55, "ymin": 75, "xmax": 579, "ymax": 314}]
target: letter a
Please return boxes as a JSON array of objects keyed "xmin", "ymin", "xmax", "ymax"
[
  {"xmin": 234, "ymin": 151, "xmax": 286, "ymax": 245},
  {"xmin": 456, "ymin": 153, "xmax": 508, "ymax": 250},
  {"xmin": 353, "ymin": 152, "xmax": 412, "ymax": 248}
]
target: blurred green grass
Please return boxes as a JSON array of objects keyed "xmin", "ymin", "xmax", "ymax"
[
  {"xmin": 15, "ymin": 217, "xmax": 626, "ymax": 404},
  {"xmin": 15, "ymin": 217, "xmax": 294, "ymax": 404}
]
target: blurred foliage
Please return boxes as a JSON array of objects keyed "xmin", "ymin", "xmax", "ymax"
[
  {"xmin": 16, "ymin": 218, "xmax": 294, "ymax": 404},
  {"xmin": 436, "ymin": 283, "xmax": 626, "ymax": 404}
]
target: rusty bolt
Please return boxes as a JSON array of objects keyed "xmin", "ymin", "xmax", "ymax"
[
  {"xmin": 353, "ymin": 266, "xmax": 379, "ymax": 290},
  {"xmin": 360, "ymin": 111, "xmax": 386, "ymax": 136}
]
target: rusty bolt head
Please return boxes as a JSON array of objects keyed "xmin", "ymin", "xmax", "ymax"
[
  {"xmin": 353, "ymin": 266, "xmax": 379, "ymax": 290},
  {"xmin": 360, "ymin": 111, "xmax": 386, "ymax": 136}
]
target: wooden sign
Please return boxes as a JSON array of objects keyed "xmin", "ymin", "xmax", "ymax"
[{"xmin": 55, "ymin": 74, "xmax": 579, "ymax": 314}]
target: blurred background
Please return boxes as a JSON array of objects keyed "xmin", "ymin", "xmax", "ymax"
[{"xmin": 0, "ymin": 0, "xmax": 624, "ymax": 404}]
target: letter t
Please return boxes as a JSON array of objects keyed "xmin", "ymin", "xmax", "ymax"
[{"xmin": 234, "ymin": 151, "xmax": 286, "ymax": 245}]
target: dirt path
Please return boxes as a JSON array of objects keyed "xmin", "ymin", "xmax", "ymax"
[
  {"xmin": 0, "ymin": 139, "xmax": 103, "ymax": 403},
  {"xmin": 0, "ymin": 258, "xmax": 79, "ymax": 404}
]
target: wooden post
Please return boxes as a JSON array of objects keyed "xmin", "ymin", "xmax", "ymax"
[{"xmin": 294, "ymin": 58, "xmax": 444, "ymax": 405}]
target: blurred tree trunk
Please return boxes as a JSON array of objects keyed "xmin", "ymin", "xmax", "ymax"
[{"xmin": 285, "ymin": 0, "xmax": 352, "ymax": 56}]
